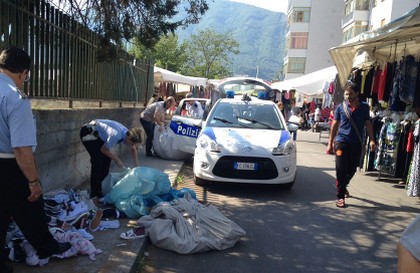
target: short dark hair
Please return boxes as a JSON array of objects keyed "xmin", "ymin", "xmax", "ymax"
[
  {"xmin": 0, "ymin": 46, "xmax": 31, "ymax": 73},
  {"xmin": 345, "ymin": 82, "xmax": 359, "ymax": 93}
]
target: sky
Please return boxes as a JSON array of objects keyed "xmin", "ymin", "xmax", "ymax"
[{"xmin": 229, "ymin": 0, "xmax": 288, "ymax": 13}]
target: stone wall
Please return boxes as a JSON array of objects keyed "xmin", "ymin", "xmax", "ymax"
[{"xmin": 33, "ymin": 106, "xmax": 144, "ymax": 193}]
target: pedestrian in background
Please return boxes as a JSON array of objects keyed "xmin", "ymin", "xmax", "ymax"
[
  {"xmin": 327, "ymin": 82, "xmax": 376, "ymax": 208},
  {"xmin": 313, "ymin": 104, "xmax": 322, "ymax": 132},
  {"xmin": 277, "ymin": 101, "xmax": 289, "ymax": 121},
  {"xmin": 0, "ymin": 46, "xmax": 71, "ymax": 272},
  {"xmin": 140, "ymin": 96, "xmax": 175, "ymax": 157},
  {"xmin": 80, "ymin": 119, "xmax": 144, "ymax": 198},
  {"xmin": 146, "ymin": 93, "xmax": 158, "ymax": 106}
]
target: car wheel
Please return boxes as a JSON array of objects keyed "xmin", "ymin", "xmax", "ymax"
[{"xmin": 194, "ymin": 176, "xmax": 207, "ymax": 186}]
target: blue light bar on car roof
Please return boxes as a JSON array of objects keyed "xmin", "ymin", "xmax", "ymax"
[{"xmin": 226, "ymin": 91, "xmax": 234, "ymax": 98}]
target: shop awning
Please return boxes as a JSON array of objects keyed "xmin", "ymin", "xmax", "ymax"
[
  {"xmin": 330, "ymin": 6, "xmax": 420, "ymax": 87},
  {"xmin": 154, "ymin": 66, "xmax": 207, "ymax": 86},
  {"xmin": 271, "ymin": 66, "xmax": 337, "ymax": 98}
]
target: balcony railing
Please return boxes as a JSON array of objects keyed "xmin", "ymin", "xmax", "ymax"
[{"xmin": 342, "ymin": 11, "xmax": 354, "ymax": 26}]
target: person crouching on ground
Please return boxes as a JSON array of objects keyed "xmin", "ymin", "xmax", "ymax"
[
  {"xmin": 80, "ymin": 120, "xmax": 144, "ymax": 198},
  {"xmin": 0, "ymin": 46, "xmax": 71, "ymax": 273},
  {"xmin": 140, "ymin": 96, "xmax": 175, "ymax": 157},
  {"xmin": 327, "ymin": 82, "xmax": 376, "ymax": 208}
]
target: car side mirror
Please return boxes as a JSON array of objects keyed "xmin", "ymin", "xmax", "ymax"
[{"xmin": 288, "ymin": 123, "xmax": 299, "ymax": 132}]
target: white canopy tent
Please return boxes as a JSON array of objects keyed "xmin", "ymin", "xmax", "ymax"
[
  {"xmin": 154, "ymin": 66, "xmax": 207, "ymax": 86},
  {"xmin": 271, "ymin": 65, "xmax": 338, "ymax": 98},
  {"xmin": 330, "ymin": 6, "xmax": 420, "ymax": 87}
]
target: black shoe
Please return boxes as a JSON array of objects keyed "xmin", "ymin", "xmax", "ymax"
[
  {"xmin": 39, "ymin": 242, "xmax": 71, "ymax": 259},
  {"xmin": 55, "ymin": 242, "xmax": 71, "ymax": 255},
  {"xmin": 146, "ymin": 153, "xmax": 156, "ymax": 157}
]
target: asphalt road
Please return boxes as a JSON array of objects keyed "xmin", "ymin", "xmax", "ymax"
[{"xmin": 141, "ymin": 130, "xmax": 420, "ymax": 273}]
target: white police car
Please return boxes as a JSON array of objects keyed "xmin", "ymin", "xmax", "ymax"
[
  {"xmin": 193, "ymin": 92, "xmax": 298, "ymax": 188},
  {"xmin": 169, "ymin": 98, "xmax": 211, "ymax": 155}
]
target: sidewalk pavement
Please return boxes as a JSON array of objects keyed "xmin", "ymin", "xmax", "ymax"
[{"xmin": 11, "ymin": 148, "xmax": 185, "ymax": 273}]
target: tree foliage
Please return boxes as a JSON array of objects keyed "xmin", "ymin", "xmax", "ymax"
[
  {"xmin": 180, "ymin": 27, "xmax": 239, "ymax": 78},
  {"xmin": 51, "ymin": 0, "xmax": 209, "ymax": 61},
  {"xmin": 129, "ymin": 33, "xmax": 187, "ymax": 72},
  {"xmin": 153, "ymin": 34, "xmax": 188, "ymax": 72}
]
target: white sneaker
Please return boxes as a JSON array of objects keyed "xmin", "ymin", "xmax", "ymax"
[{"xmin": 57, "ymin": 201, "xmax": 88, "ymax": 222}]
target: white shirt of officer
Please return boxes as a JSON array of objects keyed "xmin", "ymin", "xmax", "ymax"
[
  {"xmin": 186, "ymin": 100, "xmax": 204, "ymax": 118},
  {"xmin": 0, "ymin": 73, "xmax": 36, "ymax": 153}
]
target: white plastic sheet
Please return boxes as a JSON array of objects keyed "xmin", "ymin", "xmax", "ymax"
[
  {"xmin": 152, "ymin": 126, "xmax": 192, "ymax": 160},
  {"xmin": 138, "ymin": 192, "xmax": 246, "ymax": 254}
]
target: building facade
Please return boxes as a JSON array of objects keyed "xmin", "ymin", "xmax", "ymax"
[
  {"xmin": 283, "ymin": 0, "xmax": 344, "ymax": 80},
  {"xmin": 342, "ymin": 0, "xmax": 419, "ymax": 43},
  {"xmin": 369, "ymin": 0, "xmax": 419, "ymax": 30}
]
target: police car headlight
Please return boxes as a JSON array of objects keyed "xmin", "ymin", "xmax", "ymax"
[
  {"xmin": 272, "ymin": 140, "xmax": 295, "ymax": 155},
  {"xmin": 198, "ymin": 135, "xmax": 222, "ymax": 153}
]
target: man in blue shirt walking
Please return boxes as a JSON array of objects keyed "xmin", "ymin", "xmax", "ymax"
[{"xmin": 327, "ymin": 82, "xmax": 376, "ymax": 208}]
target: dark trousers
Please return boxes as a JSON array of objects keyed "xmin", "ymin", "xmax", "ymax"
[
  {"xmin": 335, "ymin": 141, "xmax": 362, "ymax": 199},
  {"xmin": 0, "ymin": 159, "xmax": 60, "ymax": 263},
  {"xmin": 140, "ymin": 118, "xmax": 155, "ymax": 155},
  {"xmin": 80, "ymin": 127, "xmax": 110, "ymax": 198}
]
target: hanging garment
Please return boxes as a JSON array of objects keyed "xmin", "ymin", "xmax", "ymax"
[
  {"xmin": 383, "ymin": 62, "xmax": 396, "ymax": 103},
  {"xmin": 414, "ymin": 63, "xmax": 420, "ymax": 109},
  {"xmin": 332, "ymin": 74, "xmax": 345, "ymax": 103},
  {"xmin": 375, "ymin": 118, "xmax": 401, "ymax": 175},
  {"xmin": 192, "ymin": 86, "xmax": 197, "ymax": 97},
  {"xmin": 399, "ymin": 55, "xmax": 418, "ymax": 104},
  {"xmin": 403, "ymin": 123, "xmax": 415, "ymax": 180},
  {"xmin": 407, "ymin": 120, "xmax": 420, "ymax": 196},
  {"xmin": 159, "ymin": 82, "xmax": 165, "ymax": 98},
  {"xmin": 391, "ymin": 59, "xmax": 406, "ymax": 111},
  {"xmin": 360, "ymin": 70, "xmax": 368, "ymax": 94},
  {"xmin": 371, "ymin": 67, "xmax": 382, "ymax": 95},
  {"xmin": 377, "ymin": 63, "xmax": 388, "ymax": 101}
]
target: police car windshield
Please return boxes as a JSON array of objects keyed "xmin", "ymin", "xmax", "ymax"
[{"xmin": 207, "ymin": 102, "xmax": 285, "ymax": 130}]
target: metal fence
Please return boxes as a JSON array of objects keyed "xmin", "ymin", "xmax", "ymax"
[{"xmin": 0, "ymin": 0, "xmax": 153, "ymax": 104}]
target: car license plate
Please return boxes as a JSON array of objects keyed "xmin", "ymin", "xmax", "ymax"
[{"xmin": 234, "ymin": 162, "xmax": 257, "ymax": 170}]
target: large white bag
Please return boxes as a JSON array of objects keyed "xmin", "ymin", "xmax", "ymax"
[
  {"xmin": 152, "ymin": 126, "xmax": 191, "ymax": 160},
  {"xmin": 138, "ymin": 192, "xmax": 246, "ymax": 254}
]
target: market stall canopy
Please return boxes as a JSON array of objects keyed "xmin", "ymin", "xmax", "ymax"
[
  {"xmin": 271, "ymin": 66, "xmax": 337, "ymax": 97},
  {"xmin": 330, "ymin": 6, "xmax": 420, "ymax": 87},
  {"xmin": 154, "ymin": 66, "xmax": 207, "ymax": 86}
]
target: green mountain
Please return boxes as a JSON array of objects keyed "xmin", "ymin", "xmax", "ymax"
[{"xmin": 175, "ymin": 0, "xmax": 288, "ymax": 82}]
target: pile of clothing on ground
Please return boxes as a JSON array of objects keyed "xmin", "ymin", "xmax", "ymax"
[
  {"xmin": 6, "ymin": 189, "xmax": 122, "ymax": 266},
  {"xmin": 5, "ymin": 166, "xmax": 246, "ymax": 264}
]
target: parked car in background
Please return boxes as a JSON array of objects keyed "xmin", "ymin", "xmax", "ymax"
[{"xmin": 193, "ymin": 92, "xmax": 298, "ymax": 188}]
